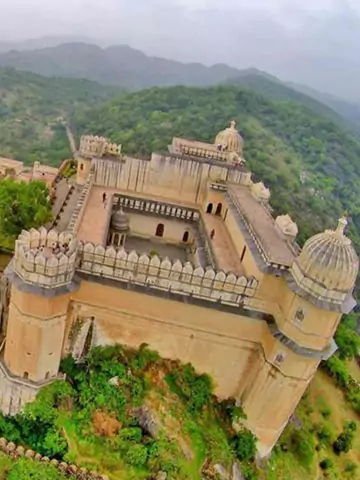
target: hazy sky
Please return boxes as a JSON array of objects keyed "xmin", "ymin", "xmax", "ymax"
[{"xmin": 1, "ymin": 0, "xmax": 360, "ymax": 99}]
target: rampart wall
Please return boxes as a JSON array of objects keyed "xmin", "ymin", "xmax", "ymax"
[{"xmin": 77, "ymin": 242, "xmax": 258, "ymax": 305}]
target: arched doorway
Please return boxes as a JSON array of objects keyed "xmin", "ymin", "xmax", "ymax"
[
  {"xmin": 23, "ymin": 372, "xmax": 29, "ymax": 379},
  {"xmin": 206, "ymin": 203, "xmax": 213, "ymax": 214},
  {"xmin": 156, "ymin": 223, "xmax": 165, "ymax": 237},
  {"xmin": 182, "ymin": 231, "xmax": 189, "ymax": 242},
  {"xmin": 215, "ymin": 203, "xmax": 223, "ymax": 216}
]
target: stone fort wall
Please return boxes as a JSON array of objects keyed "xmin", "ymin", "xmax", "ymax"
[
  {"xmin": 92, "ymin": 153, "xmax": 252, "ymax": 205},
  {"xmin": 77, "ymin": 242, "xmax": 259, "ymax": 305}
]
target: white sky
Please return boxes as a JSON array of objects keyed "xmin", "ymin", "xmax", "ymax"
[{"xmin": 0, "ymin": 0, "xmax": 359, "ymax": 99}]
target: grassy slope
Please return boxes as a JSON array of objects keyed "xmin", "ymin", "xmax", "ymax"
[
  {"xmin": 57, "ymin": 367, "xmax": 236, "ymax": 480},
  {"xmin": 0, "ymin": 68, "xmax": 118, "ymax": 165}
]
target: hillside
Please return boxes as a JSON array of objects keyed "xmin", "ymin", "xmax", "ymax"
[
  {"xmin": 224, "ymin": 70, "xmax": 359, "ymax": 135},
  {"xmin": 286, "ymin": 81, "xmax": 360, "ymax": 131},
  {"xmin": 1, "ymin": 42, "xmax": 359, "ymax": 136},
  {"xmin": 0, "ymin": 68, "xmax": 118, "ymax": 165},
  {"xmin": 73, "ymin": 84, "xmax": 360, "ymax": 250}
]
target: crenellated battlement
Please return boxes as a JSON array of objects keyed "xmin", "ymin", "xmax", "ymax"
[
  {"xmin": 79, "ymin": 135, "xmax": 121, "ymax": 159},
  {"xmin": 78, "ymin": 242, "xmax": 258, "ymax": 305},
  {"xmin": 13, "ymin": 228, "xmax": 78, "ymax": 289}
]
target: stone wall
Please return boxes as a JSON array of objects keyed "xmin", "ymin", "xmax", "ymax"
[
  {"xmin": 68, "ymin": 172, "xmax": 94, "ymax": 233},
  {"xmin": 92, "ymin": 153, "xmax": 252, "ymax": 206},
  {"xmin": 78, "ymin": 242, "xmax": 258, "ymax": 305},
  {"xmin": 0, "ymin": 437, "xmax": 109, "ymax": 479}
]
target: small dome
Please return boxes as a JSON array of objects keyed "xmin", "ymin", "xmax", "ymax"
[
  {"xmin": 111, "ymin": 208, "xmax": 130, "ymax": 232},
  {"xmin": 292, "ymin": 216, "xmax": 359, "ymax": 302},
  {"xmin": 215, "ymin": 121, "xmax": 243, "ymax": 154}
]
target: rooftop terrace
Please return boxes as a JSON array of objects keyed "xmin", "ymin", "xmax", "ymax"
[{"xmin": 228, "ymin": 184, "xmax": 297, "ymax": 268}]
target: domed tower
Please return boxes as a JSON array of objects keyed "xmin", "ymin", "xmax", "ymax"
[
  {"xmin": 108, "ymin": 208, "xmax": 130, "ymax": 248},
  {"xmin": 240, "ymin": 215, "xmax": 358, "ymax": 456},
  {"xmin": 291, "ymin": 216, "xmax": 358, "ymax": 312},
  {"xmin": 215, "ymin": 120, "xmax": 244, "ymax": 155}
]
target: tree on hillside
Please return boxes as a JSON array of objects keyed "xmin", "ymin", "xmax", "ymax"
[
  {"xmin": 8, "ymin": 458, "xmax": 66, "ymax": 479},
  {"xmin": 0, "ymin": 179, "xmax": 52, "ymax": 250}
]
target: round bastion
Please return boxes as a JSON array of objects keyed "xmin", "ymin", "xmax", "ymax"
[{"xmin": 14, "ymin": 227, "xmax": 78, "ymax": 288}]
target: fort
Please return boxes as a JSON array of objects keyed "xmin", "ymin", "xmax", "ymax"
[{"xmin": 0, "ymin": 121, "xmax": 358, "ymax": 457}]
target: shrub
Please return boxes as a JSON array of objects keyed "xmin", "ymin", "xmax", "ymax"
[
  {"xmin": 333, "ymin": 432, "xmax": 354, "ymax": 455},
  {"xmin": 314, "ymin": 422, "xmax": 334, "ymax": 446},
  {"xmin": 290, "ymin": 429, "xmax": 315, "ymax": 468},
  {"xmin": 319, "ymin": 458, "xmax": 333, "ymax": 470},
  {"xmin": 241, "ymin": 462, "xmax": 258, "ymax": 480},
  {"xmin": 344, "ymin": 460, "xmax": 358, "ymax": 476},
  {"xmin": 125, "ymin": 444, "xmax": 148, "ymax": 467},
  {"xmin": 8, "ymin": 458, "xmax": 66, "ymax": 480},
  {"xmin": 320, "ymin": 406, "xmax": 332, "ymax": 419},
  {"xmin": 166, "ymin": 363, "xmax": 213, "ymax": 414},
  {"xmin": 233, "ymin": 429, "xmax": 257, "ymax": 462}
]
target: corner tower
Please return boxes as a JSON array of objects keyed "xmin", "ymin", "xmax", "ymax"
[
  {"xmin": 0, "ymin": 228, "xmax": 77, "ymax": 414},
  {"xmin": 240, "ymin": 216, "xmax": 358, "ymax": 456}
]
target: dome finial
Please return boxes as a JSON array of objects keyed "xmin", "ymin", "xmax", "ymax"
[
  {"xmin": 230, "ymin": 120, "xmax": 237, "ymax": 129},
  {"xmin": 335, "ymin": 212, "xmax": 348, "ymax": 236}
]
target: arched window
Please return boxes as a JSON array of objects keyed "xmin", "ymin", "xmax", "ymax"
[
  {"xmin": 182, "ymin": 231, "xmax": 189, "ymax": 242},
  {"xmin": 206, "ymin": 203, "xmax": 213, "ymax": 214},
  {"xmin": 23, "ymin": 372, "xmax": 29, "ymax": 379},
  {"xmin": 215, "ymin": 203, "xmax": 223, "ymax": 216},
  {"xmin": 80, "ymin": 163, "xmax": 84, "ymax": 171},
  {"xmin": 114, "ymin": 233, "xmax": 120, "ymax": 245},
  {"xmin": 155, "ymin": 223, "xmax": 165, "ymax": 237}
]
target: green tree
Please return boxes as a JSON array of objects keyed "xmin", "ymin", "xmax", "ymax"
[
  {"xmin": 0, "ymin": 179, "xmax": 52, "ymax": 250},
  {"xmin": 335, "ymin": 324, "xmax": 360, "ymax": 360},
  {"xmin": 8, "ymin": 458, "xmax": 66, "ymax": 480},
  {"xmin": 333, "ymin": 421, "xmax": 357, "ymax": 455},
  {"xmin": 233, "ymin": 429, "xmax": 257, "ymax": 462}
]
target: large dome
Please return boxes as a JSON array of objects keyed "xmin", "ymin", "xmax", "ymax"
[
  {"xmin": 215, "ymin": 121, "xmax": 243, "ymax": 154},
  {"xmin": 290, "ymin": 216, "xmax": 359, "ymax": 307},
  {"xmin": 111, "ymin": 208, "xmax": 130, "ymax": 232}
]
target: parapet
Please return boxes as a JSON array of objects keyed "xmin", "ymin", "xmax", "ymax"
[
  {"xmin": 13, "ymin": 228, "xmax": 77, "ymax": 289},
  {"xmin": 275, "ymin": 214, "xmax": 298, "ymax": 241},
  {"xmin": 250, "ymin": 181, "xmax": 270, "ymax": 203},
  {"xmin": 79, "ymin": 135, "xmax": 122, "ymax": 159},
  {"xmin": 78, "ymin": 242, "xmax": 259, "ymax": 304}
]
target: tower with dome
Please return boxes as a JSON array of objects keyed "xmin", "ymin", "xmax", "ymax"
[{"xmin": 0, "ymin": 121, "xmax": 357, "ymax": 457}]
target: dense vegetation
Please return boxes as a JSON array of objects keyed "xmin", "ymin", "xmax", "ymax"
[
  {"xmin": 0, "ymin": 179, "xmax": 52, "ymax": 251},
  {"xmin": 0, "ymin": 68, "xmax": 118, "ymax": 165},
  {"xmin": 74, "ymin": 84, "xmax": 360, "ymax": 248},
  {"xmin": 0, "ymin": 344, "xmax": 257, "ymax": 480}
]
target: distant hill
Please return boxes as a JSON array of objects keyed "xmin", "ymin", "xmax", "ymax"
[
  {"xmin": 286, "ymin": 81, "xmax": 360, "ymax": 131},
  {"xmin": 0, "ymin": 67, "xmax": 118, "ymax": 165},
  {"xmin": 0, "ymin": 42, "xmax": 359, "ymax": 133},
  {"xmin": 222, "ymin": 69, "xmax": 358, "ymax": 133},
  {"xmin": 0, "ymin": 43, "xmax": 241, "ymax": 90}
]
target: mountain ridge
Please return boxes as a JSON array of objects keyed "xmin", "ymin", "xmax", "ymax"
[{"xmin": 0, "ymin": 41, "xmax": 358, "ymax": 133}]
